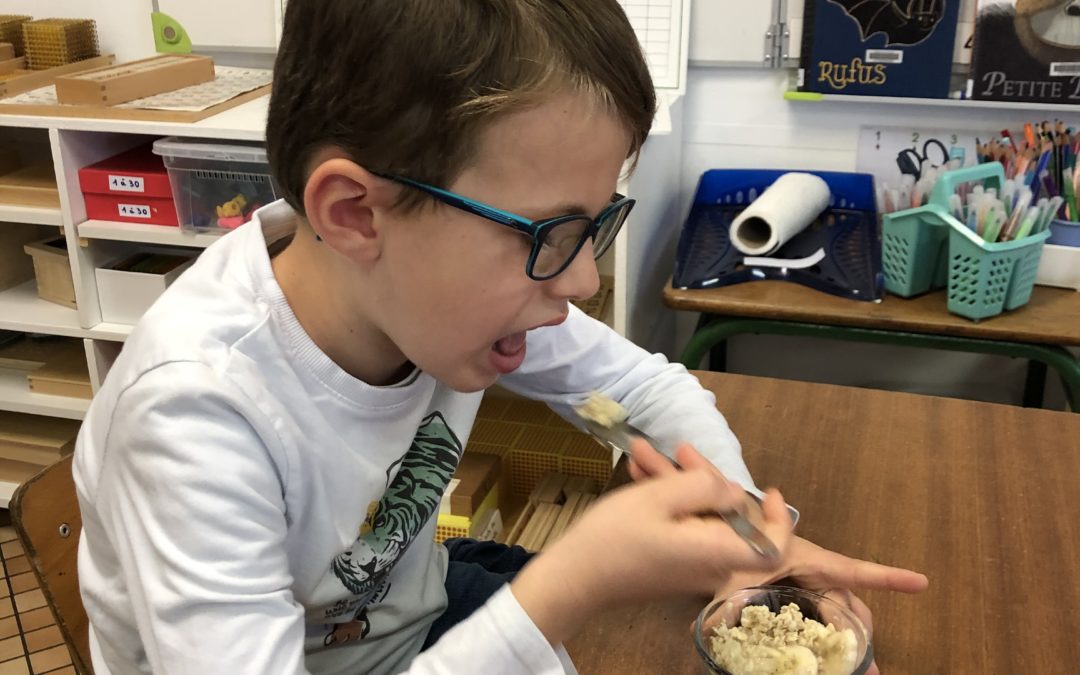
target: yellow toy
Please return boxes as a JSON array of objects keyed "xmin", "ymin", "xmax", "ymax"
[
  {"xmin": 216, "ymin": 194, "xmax": 247, "ymax": 218},
  {"xmin": 216, "ymin": 194, "xmax": 248, "ymax": 229}
]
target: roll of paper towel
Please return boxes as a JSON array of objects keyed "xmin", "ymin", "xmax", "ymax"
[{"xmin": 729, "ymin": 173, "xmax": 831, "ymax": 256}]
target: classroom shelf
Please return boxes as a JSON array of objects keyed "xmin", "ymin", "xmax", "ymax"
[
  {"xmin": 784, "ymin": 91, "xmax": 1080, "ymax": 113},
  {"xmin": 87, "ymin": 321, "xmax": 133, "ymax": 342},
  {"xmin": 0, "ymin": 95, "xmax": 269, "ymax": 142},
  {"xmin": 0, "ymin": 203, "xmax": 63, "ymax": 227},
  {"xmin": 0, "ymin": 281, "xmax": 85, "ymax": 338},
  {"xmin": 0, "ymin": 369, "xmax": 89, "ymax": 421},
  {"xmin": 78, "ymin": 220, "xmax": 222, "ymax": 248}
]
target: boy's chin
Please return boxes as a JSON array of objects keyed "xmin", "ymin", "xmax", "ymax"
[{"xmin": 425, "ymin": 360, "xmax": 501, "ymax": 394}]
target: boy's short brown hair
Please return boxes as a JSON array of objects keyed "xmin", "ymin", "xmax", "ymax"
[{"xmin": 267, "ymin": 0, "xmax": 656, "ymax": 215}]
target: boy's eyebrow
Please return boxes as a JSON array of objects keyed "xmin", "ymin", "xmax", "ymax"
[{"xmin": 519, "ymin": 202, "xmax": 591, "ymax": 221}]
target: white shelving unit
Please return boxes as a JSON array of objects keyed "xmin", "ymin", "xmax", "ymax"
[
  {"xmin": 0, "ymin": 281, "xmax": 84, "ymax": 338},
  {"xmin": 0, "ymin": 370, "xmax": 88, "ymax": 421},
  {"xmin": 0, "ymin": 204, "xmax": 63, "ymax": 227},
  {"xmin": 784, "ymin": 91, "xmax": 1080, "ymax": 113},
  {"xmin": 79, "ymin": 220, "xmax": 223, "ymax": 248}
]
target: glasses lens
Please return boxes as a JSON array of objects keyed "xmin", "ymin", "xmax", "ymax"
[
  {"xmin": 593, "ymin": 201, "xmax": 632, "ymax": 259},
  {"xmin": 531, "ymin": 216, "xmax": 592, "ymax": 279}
]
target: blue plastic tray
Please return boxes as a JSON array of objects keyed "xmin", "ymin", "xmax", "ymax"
[{"xmin": 672, "ymin": 169, "xmax": 883, "ymax": 301}]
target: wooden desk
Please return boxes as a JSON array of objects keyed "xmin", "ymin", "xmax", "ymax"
[
  {"xmin": 566, "ymin": 372, "xmax": 1080, "ymax": 675},
  {"xmin": 663, "ymin": 281, "xmax": 1080, "ymax": 411}
]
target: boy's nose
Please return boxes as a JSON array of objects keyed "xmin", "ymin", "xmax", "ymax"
[{"xmin": 548, "ymin": 239, "xmax": 601, "ymax": 302}]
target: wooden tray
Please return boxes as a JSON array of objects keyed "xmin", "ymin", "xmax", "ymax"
[
  {"xmin": 0, "ymin": 82, "xmax": 270, "ymax": 124},
  {"xmin": 54, "ymin": 54, "xmax": 215, "ymax": 106},
  {"xmin": 0, "ymin": 54, "xmax": 114, "ymax": 98}
]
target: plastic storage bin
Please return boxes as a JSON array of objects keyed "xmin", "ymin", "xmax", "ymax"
[
  {"xmin": 882, "ymin": 163, "xmax": 1050, "ymax": 321},
  {"xmin": 152, "ymin": 137, "xmax": 278, "ymax": 233},
  {"xmin": 1036, "ymin": 244, "xmax": 1080, "ymax": 291},
  {"xmin": 95, "ymin": 248, "xmax": 196, "ymax": 324},
  {"xmin": 1048, "ymin": 219, "xmax": 1080, "ymax": 247},
  {"xmin": 673, "ymin": 169, "xmax": 882, "ymax": 301}
]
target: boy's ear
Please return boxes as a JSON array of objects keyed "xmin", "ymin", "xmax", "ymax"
[{"xmin": 302, "ymin": 157, "xmax": 391, "ymax": 263}]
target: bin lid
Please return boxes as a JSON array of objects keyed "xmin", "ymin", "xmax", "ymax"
[{"xmin": 152, "ymin": 137, "xmax": 268, "ymax": 163}]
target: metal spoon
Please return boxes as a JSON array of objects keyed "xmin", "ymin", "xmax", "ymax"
[{"xmin": 580, "ymin": 417, "xmax": 780, "ymax": 560}]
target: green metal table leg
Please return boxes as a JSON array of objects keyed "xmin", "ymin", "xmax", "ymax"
[
  {"xmin": 1023, "ymin": 361, "xmax": 1048, "ymax": 409},
  {"xmin": 679, "ymin": 317, "xmax": 1080, "ymax": 413}
]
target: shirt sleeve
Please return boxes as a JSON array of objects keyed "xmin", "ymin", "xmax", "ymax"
[
  {"xmin": 402, "ymin": 586, "xmax": 569, "ymax": 674},
  {"xmin": 87, "ymin": 362, "xmax": 309, "ymax": 674},
  {"xmin": 499, "ymin": 306, "xmax": 761, "ymax": 494}
]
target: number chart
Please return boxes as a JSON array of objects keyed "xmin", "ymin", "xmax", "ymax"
[{"xmin": 856, "ymin": 126, "xmax": 984, "ymax": 189}]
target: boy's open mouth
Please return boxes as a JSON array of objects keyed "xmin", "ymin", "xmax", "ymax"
[{"xmin": 491, "ymin": 331, "xmax": 527, "ymax": 374}]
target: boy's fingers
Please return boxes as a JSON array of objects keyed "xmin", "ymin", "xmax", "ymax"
[
  {"xmin": 629, "ymin": 437, "xmax": 678, "ymax": 479},
  {"xmin": 797, "ymin": 544, "xmax": 929, "ymax": 593},
  {"xmin": 673, "ymin": 442, "xmax": 718, "ymax": 472},
  {"xmin": 647, "ymin": 468, "xmax": 744, "ymax": 517}
]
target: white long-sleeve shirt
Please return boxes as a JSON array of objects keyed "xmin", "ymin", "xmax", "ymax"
[{"xmin": 73, "ymin": 200, "xmax": 759, "ymax": 675}]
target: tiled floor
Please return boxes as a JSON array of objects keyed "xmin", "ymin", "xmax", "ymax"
[{"xmin": 0, "ymin": 523, "xmax": 74, "ymax": 675}]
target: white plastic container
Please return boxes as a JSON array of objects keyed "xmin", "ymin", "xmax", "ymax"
[
  {"xmin": 95, "ymin": 248, "xmax": 196, "ymax": 324},
  {"xmin": 1035, "ymin": 244, "xmax": 1080, "ymax": 291},
  {"xmin": 152, "ymin": 137, "xmax": 278, "ymax": 233}
]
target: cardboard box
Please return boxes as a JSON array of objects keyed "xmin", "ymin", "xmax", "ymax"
[
  {"xmin": 95, "ymin": 249, "xmax": 195, "ymax": 324},
  {"xmin": 23, "ymin": 237, "xmax": 76, "ymax": 308},
  {"xmin": 445, "ymin": 452, "xmax": 501, "ymax": 517},
  {"xmin": 79, "ymin": 144, "xmax": 178, "ymax": 226},
  {"xmin": 0, "ymin": 411, "xmax": 80, "ymax": 469},
  {"xmin": 54, "ymin": 54, "xmax": 213, "ymax": 106}
]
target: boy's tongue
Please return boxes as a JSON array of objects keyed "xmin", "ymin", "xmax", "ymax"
[{"xmin": 491, "ymin": 331, "xmax": 527, "ymax": 374}]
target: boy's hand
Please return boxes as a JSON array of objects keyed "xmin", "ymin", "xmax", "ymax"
[
  {"xmin": 703, "ymin": 537, "xmax": 929, "ymax": 675},
  {"xmin": 625, "ymin": 437, "xmax": 929, "ymax": 675},
  {"xmin": 511, "ymin": 459, "xmax": 793, "ymax": 646}
]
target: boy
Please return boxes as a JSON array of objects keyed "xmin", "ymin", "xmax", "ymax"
[{"xmin": 73, "ymin": 1, "xmax": 927, "ymax": 673}]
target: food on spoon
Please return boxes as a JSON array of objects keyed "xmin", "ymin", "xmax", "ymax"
[
  {"xmin": 708, "ymin": 603, "xmax": 858, "ymax": 675},
  {"xmin": 574, "ymin": 392, "xmax": 628, "ymax": 428}
]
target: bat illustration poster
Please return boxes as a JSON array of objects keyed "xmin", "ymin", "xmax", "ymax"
[
  {"xmin": 970, "ymin": 0, "xmax": 1080, "ymax": 103},
  {"xmin": 798, "ymin": 0, "xmax": 963, "ymax": 98}
]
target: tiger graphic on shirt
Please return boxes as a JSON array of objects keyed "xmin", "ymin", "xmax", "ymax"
[{"xmin": 319, "ymin": 411, "xmax": 463, "ymax": 646}]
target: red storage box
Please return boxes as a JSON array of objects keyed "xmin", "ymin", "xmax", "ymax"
[{"xmin": 78, "ymin": 144, "xmax": 179, "ymax": 226}]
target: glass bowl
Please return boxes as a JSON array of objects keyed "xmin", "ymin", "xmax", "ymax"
[{"xmin": 694, "ymin": 585, "xmax": 873, "ymax": 675}]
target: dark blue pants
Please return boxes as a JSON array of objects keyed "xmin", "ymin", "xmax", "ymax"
[{"xmin": 421, "ymin": 538, "xmax": 534, "ymax": 650}]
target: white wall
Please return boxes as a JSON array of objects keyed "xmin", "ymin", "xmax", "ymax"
[
  {"xmin": 677, "ymin": 66, "xmax": 1071, "ymax": 409},
  {"xmin": 3, "ymin": 0, "xmax": 156, "ymax": 63}
]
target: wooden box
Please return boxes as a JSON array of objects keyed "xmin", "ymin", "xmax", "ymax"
[
  {"xmin": 0, "ymin": 56, "xmax": 25, "ymax": 75},
  {"xmin": 0, "ymin": 223, "xmax": 43, "ymax": 291},
  {"xmin": 25, "ymin": 338, "xmax": 92, "ymax": 399},
  {"xmin": 23, "ymin": 237, "xmax": 76, "ymax": 309},
  {"xmin": 55, "ymin": 54, "xmax": 214, "ymax": 106},
  {"xmin": 0, "ymin": 42, "xmax": 12, "ymax": 60},
  {"xmin": 445, "ymin": 453, "xmax": 501, "ymax": 517},
  {"xmin": 0, "ymin": 411, "xmax": 80, "ymax": 480}
]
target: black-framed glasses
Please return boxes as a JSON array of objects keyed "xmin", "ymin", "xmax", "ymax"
[{"xmin": 377, "ymin": 173, "xmax": 635, "ymax": 280}]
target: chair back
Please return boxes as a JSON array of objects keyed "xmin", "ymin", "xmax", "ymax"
[{"xmin": 10, "ymin": 454, "xmax": 92, "ymax": 674}]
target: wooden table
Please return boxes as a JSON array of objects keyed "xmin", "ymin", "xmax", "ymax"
[
  {"xmin": 566, "ymin": 371, "xmax": 1080, "ymax": 674},
  {"xmin": 663, "ymin": 281, "xmax": 1080, "ymax": 411}
]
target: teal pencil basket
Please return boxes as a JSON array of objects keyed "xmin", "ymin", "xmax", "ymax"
[{"xmin": 882, "ymin": 163, "xmax": 1050, "ymax": 321}]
